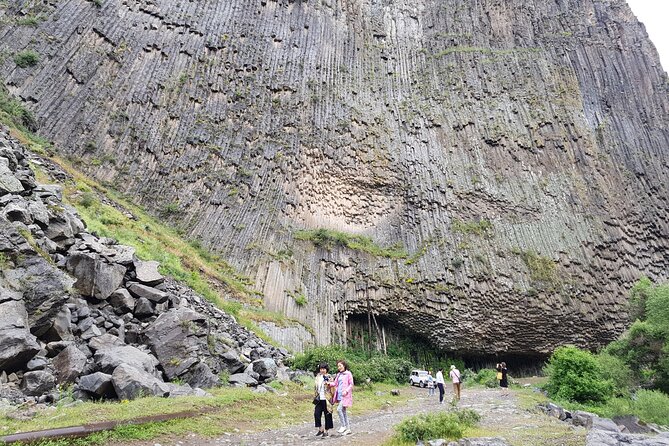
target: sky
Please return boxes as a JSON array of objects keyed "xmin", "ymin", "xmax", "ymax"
[{"xmin": 627, "ymin": 0, "xmax": 668, "ymax": 70}]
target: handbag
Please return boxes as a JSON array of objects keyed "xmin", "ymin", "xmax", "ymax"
[
  {"xmin": 312, "ymin": 397, "xmax": 320, "ymax": 405},
  {"xmin": 496, "ymin": 372, "xmax": 503, "ymax": 380}
]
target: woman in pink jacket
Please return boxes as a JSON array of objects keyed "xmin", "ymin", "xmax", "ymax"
[{"xmin": 329, "ymin": 360, "xmax": 354, "ymax": 435}]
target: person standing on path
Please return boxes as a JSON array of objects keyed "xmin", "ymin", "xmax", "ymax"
[
  {"xmin": 497, "ymin": 362, "xmax": 508, "ymax": 395},
  {"xmin": 313, "ymin": 362, "xmax": 334, "ymax": 437},
  {"xmin": 427, "ymin": 371, "xmax": 435, "ymax": 397},
  {"xmin": 435, "ymin": 368, "xmax": 445, "ymax": 404},
  {"xmin": 329, "ymin": 360, "xmax": 354, "ymax": 435},
  {"xmin": 449, "ymin": 365, "xmax": 461, "ymax": 401}
]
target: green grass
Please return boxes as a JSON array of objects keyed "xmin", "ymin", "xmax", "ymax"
[
  {"xmin": 554, "ymin": 389, "xmax": 669, "ymax": 427},
  {"xmin": 515, "ymin": 249, "xmax": 559, "ymax": 286},
  {"xmin": 13, "ymin": 50, "xmax": 40, "ymax": 68},
  {"xmin": 1, "ymin": 383, "xmax": 410, "ymax": 445},
  {"xmin": 451, "ymin": 219, "xmax": 493, "ymax": 237},
  {"xmin": 295, "ymin": 228, "xmax": 408, "ymax": 259}
]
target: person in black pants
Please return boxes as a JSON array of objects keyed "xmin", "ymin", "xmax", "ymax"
[
  {"xmin": 314, "ymin": 362, "xmax": 334, "ymax": 436},
  {"xmin": 435, "ymin": 367, "xmax": 445, "ymax": 404},
  {"xmin": 497, "ymin": 362, "xmax": 508, "ymax": 395}
]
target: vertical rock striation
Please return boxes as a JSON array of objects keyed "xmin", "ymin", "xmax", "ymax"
[{"xmin": 0, "ymin": 0, "xmax": 667, "ymax": 358}]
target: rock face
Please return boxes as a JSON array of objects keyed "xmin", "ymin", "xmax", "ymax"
[
  {"xmin": 0, "ymin": 0, "xmax": 668, "ymax": 358},
  {"xmin": 0, "ymin": 133, "xmax": 287, "ymax": 403}
]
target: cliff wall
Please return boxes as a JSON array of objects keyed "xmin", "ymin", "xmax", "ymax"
[{"xmin": 1, "ymin": 0, "xmax": 668, "ymax": 358}]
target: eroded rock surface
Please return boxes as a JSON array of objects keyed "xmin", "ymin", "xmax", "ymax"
[{"xmin": 0, "ymin": 0, "xmax": 668, "ymax": 357}]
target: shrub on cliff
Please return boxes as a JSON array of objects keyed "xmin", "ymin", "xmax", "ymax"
[{"xmin": 544, "ymin": 346, "xmax": 614, "ymax": 403}]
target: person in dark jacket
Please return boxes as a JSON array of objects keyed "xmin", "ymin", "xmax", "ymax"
[{"xmin": 497, "ymin": 362, "xmax": 508, "ymax": 394}]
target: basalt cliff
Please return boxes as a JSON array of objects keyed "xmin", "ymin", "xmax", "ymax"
[{"xmin": 1, "ymin": 0, "xmax": 668, "ymax": 362}]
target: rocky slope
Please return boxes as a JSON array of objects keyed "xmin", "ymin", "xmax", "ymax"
[
  {"xmin": 0, "ymin": 0, "xmax": 668, "ymax": 361},
  {"xmin": 0, "ymin": 129, "xmax": 286, "ymax": 404}
]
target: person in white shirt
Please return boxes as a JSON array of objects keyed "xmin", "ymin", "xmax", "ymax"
[
  {"xmin": 449, "ymin": 365, "xmax": 461, "ymax": 401},
  {"xmin": 435, "ymin": 368, "xmax": 445, "ymax": 404}
]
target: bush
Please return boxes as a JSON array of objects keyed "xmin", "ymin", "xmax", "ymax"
[
  {"xmin": 14, "ymin": 50, "xmax": 40, "ymax": 68},
  {"xmin": 595, "ymin": 352, "xmax": 632, "ymax": 397},
  {"xmin": 395, "ymin": 409, "xmax": 480, "ymax": 442},
  {"xmin": 633, "ymin": 389, "xmax": 669, "ymax": 426},
  {"xmin": 544, "ymin": 346, "xmax": 614, "ymax": 403},
  {"xmin": 467, "ymin": 368, "xmax": 498, "ymax": 388},
  {"xmin": 291, "ymin": 346, "xmax": 413, "ymax": 384}
]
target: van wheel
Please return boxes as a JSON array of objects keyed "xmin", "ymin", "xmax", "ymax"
[{"xmin": 420, "ymin": 381, "xmax": 426, "ymax": 388}]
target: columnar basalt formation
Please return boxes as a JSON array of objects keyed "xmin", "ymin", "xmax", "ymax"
[{"xmin": 0, "ymin": 0, "xmax": 668, "ymax": 358}]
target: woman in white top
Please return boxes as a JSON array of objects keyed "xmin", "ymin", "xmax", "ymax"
[
  {"xmin": 314, "ymin": 362, "xmax": 334, "ymax": 437},
  {"xmin": 435, "ymin": 368, "xmax": 445, "ymax": 404}
]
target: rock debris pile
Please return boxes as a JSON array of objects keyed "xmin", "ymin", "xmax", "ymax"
[{"xmin": 0, "ymin": 130, "xmax": 288, "ymax": 405}]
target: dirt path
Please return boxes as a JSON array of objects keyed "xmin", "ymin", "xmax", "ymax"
[{"xmin": 143, "ymin": 386, "xmax": 586, "ymax": 446}]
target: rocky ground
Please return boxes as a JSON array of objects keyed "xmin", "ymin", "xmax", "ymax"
[
  {"xmin": 113, "ymin": 385, "xmax": 669, "ymax": 446},
  {"xmin": 113, "ymin": 386, "xmax": 584, "ymax": 446},
  {"xmin": 0, "ymin": 128, "xmax": 288, "ymax": 405}
]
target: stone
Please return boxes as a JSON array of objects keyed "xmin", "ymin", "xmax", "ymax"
[
  {"xmin": 65, "ymin": 253, "xmax": 126, "ymax": 300},
  {"xmin": 3, "ymin": 202, "xmax": 32, "ymax": 225},
  {"xmin": 41, "ymin": 306, "xmax": 74, "ymax": 342},
  {"xmin": 109, "ymin": 288, "xmax": 135, "ymax": 314},
  {"xmin": 133, "ymin": 297, "xmax": 155, "ymax": 317},
  {"xmin": 612, "ymin": 415, "xmax": 652, "ymax": 434},
  {"xmin": 81, "ymin": 325, "xmax": 102, "ymax": 340},
  {"xmin": 248, "ymin": 358, "xmax": 277, "ymax": 382},
  {"xmin": 88, "ymin": 333, "xmax": 125, "ymax": 351},
  {"xmin": 111, "ymin": 364, "xmax": 169, "ymax": 400},
  {"xmin": 94, "ymin": 345, "xmax": 159, "ymax": 375},
  {"xmin": 0, "ymin": 300, "xmax": 40, "ymax": 371},
  {"xmin": 127, "ymin": 282, "xmax": 168, "ymax": 303},
  {"xmin": 52, "ymin": 345, "xmax": 88, "ymax": 383},
  {"xmin": 142, "ymin": 307, "xmax": 206, "ymax": 380},
  {"xmin": 221, "ymin": 350, "xmax": 246, "ymax": 374},
  {"xmin": 228, "ymin": 373, "xmax": 258, "ymax": 387},
  {"xmin": 0, "ymin": 160, "xmax": 24, "ymax": 195},
  {"xmin": 78, "ymin": 372, "xmax": 115, "ymax": 398},
  {"xmin": 180, "ymin": 362, "xmax": 219, "ymax": 389},
  {"xmin": 3, "ymin": 256, "xmax": 73, "ymax": 338},
  {"xmin": 133, "ymin": 260, "xmax": 164, "ymax": 286},
  {"xmin": 21, "ymin": 371, "xmax": 56, "ymax": 396},
  {"xmin": 26, "ymin": 356, "xmax": 48, "ymax": 371}
]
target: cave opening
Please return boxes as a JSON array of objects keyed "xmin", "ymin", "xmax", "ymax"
[{"xmin": 345, "ymin": 314, "xmax": 548, "ymax": 375}]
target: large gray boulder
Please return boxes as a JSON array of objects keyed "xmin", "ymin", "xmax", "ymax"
[
  {"xmin": 78, "ymin": 372, "xmax": 115, "ymax": 398},
  {"xmin": 0, "ymin": 300, "xmax": 40, "ymax": 371},
  {"xmin": 42, "ymin": 305, "xmax": 74, "ymax": 342},
  {"xmin": 111, "ymin": 364, "xmax": 169, "ymax": 400},
  {"xmin": 228, "ymin": 372, "xmax": 258, "ymax": 387},
  {"xmin": 2, "ymin": 256, "xmax": 73, "ymax": 338},
  {"xmin": 108, "ymin": 288, "xmax": 135, "ymax": 314},
  {"xmin": 127, "ymin": 282, "xmax": 168, "ymax": 303},
  {"xmin": 52, "ymin": 345, "xmax": 88, "ymax": 383},
  {"xmin": 0, "ymin": 158, "xmax": 24, "ymax": 195},
  {"xmin": 21, "ymin": 370, "xmax": 56, "ymax": 396},
  {"xmin": 247, "ymin": 358, "xmax": 278, "ymax": 382},
  {"xmin": 66, "ymin": 252, "xmax": 126, "ymax": 300},
  {"xmin": 133, "ymin": 260, "xmax": 164, "ymax": 286},
  {"xmin": 143, "ymin": 307, "xmax": 206, "ymax": 380},
  {"xmin": 180, "ymin": 362, "xmax": 219, "ymax": 389},
  {"xmin": 94, "ymin": 345, "xmax": 159, "ymax": 375},
  {"xmin": 221, "ymin": 350, "xmax": 246, "ymax": 374}
]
